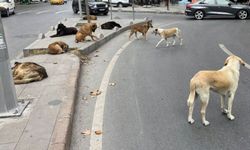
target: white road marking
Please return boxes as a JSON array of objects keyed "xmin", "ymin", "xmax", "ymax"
[
  {"xmin": 17, "ymin": 10, "xmax": 33, "ymax": 15},
  {"xmin": 89, "ymin": 40, "xmax": 134, "ymax": 150},
  {"xmin": 55, "ymin": 10, "xmax": 71, "ymax": 14},
  {"xmin": 36, "ymin": 10, "xmax": 50, "ymax": 15},
  {"xmin": 219, "ymin": 44, "xmax": 250, "ymax": 69}
]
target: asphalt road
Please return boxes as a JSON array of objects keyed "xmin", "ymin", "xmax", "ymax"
[
  {"xmin": 2, "ymin": 1, "xmax": 76, "ymax": 60},
  {"xmin": 71, "ymin": 13, "xmax": 250, "ymax": 150}
]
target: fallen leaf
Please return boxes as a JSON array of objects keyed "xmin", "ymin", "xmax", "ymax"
[
  {"xmin": 95, "ymin": 130, "xmax": 102, "ymax": 135},
  {"xmin": 53, "ymin": 62, "xmax": 58, "ymax": 64},
  {"xmin": 95, "ymin": 50, "xmax": 99, "ymax": 53},
  {"xmin": 90, "ymin": 90, "xmax": 102, "ymax": 96},
  {"xmin": 81, "ymin": 129, "xmax": 91, "ymax": 136},
  {"xmin": 94, "ymin": 54, "xmax": 99, "ymax": 57}
]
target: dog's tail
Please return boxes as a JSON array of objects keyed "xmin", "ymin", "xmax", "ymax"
[{"xmin": 187, "ymin": 80, "xmax": 196, "ymax": 107}]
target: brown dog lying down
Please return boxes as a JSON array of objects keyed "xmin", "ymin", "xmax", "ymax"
[
  {"xmin": 48, "ymin": 41, "xmax": 69, "ymax": 54},
  {"xmin": 129, "ymin": 20, "xmax": 153, "ymax": 40},
  {"xmin": 187, "ymin": 55, "xmax": 246, "ymax": 126},
  {"xmin": 75, "ymin": 23, "xmax": 98, "ymax": 43},
  {"xmin": 83, "ymin": 15, "xmax": 97, "ymax": 20},
  {"xmin": 12, "ymin": 62, "xmax": 48, "ymax": 84}
]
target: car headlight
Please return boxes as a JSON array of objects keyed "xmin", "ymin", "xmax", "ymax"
[
  {"xmin": 105, "ymin": 4, "xmax": 108, "ymax": 7},
  {"xmin": 93, "ymin": 5, "xmax": 97, "ymax": 8}
]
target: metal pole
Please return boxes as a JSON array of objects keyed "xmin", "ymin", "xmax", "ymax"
[
  {"xmin": 85, "ymin": 0, "xmax": 91, "ymax": 23},
  {"xmin": 78, "ymin": 0, "xmax": 83, "ymax": 18},
  {"xmin": 132, "ymin": 0, "xmax": 135, "ymax": 20},
  {"xmin": 109, "ymin": 0, "xmax": 112, "ymax": 20},
  {"xmin": 0, "ymin": 16, "xmax": 29, "ymax": 118}
]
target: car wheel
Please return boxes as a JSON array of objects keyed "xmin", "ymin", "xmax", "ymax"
[
  {"xmin": 237, "ymin": 10, "xmax": 248, "ymax": 20},
  {"xmin": 117, "ymin": 2, "xmax": 123, "ymax": 7},
  {"xmin": 104, "ymin": 12, "xmax": 108, "ymax": 15},
  {"xmin": 5, "ymin": 9, "xmax": 10, "ymax": 17},
  {"xmin": 194, "ymin": 10, "xmax": 204, "ymax": 20},
  {"xmin": 73, "ymin": 7, "xmax": 79, "ymax": 14}
]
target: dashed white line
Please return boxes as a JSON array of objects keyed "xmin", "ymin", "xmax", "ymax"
[
  {"xmin": 17, "ymin": 10, "xmax": 32, "ymax": 15},
  {"xmin": 36, "ymin": 10, "xmax": 50, "ymax": 15},
  {"xmin": 55, "ymin": 10, "xmax": 71, "ymax": 14}
]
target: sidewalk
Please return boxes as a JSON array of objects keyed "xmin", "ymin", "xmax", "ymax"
[{"xmin": 111, "ymin": 4, "xmax": 185, "ymax": 14}]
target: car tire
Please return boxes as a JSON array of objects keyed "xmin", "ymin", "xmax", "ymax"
[
  {"xmin": 5, "ymin": 9, "xmax": 10, "ymax": 17},
  {"xmin": 237, "ymin": 10, "xmax": 248, "ymax": 20},
  {"xmin": 194, "ymin": 10, "xmax": 204, "ymax": 20},
  {"xmin": 73, "ymin": 7, "xmax": 79, "ymax": 14},
  {"xmin": 117, "ymin": 2, "xmax": 123, "ymax": 7},
  {"xmin": 104, "ymin": 12, "xmax": 108, "ymax": 15}
]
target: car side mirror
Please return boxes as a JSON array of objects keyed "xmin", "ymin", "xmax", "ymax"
[{"xmin": 228, "ymin": 2, "xmax": 232, "ymax": 6}]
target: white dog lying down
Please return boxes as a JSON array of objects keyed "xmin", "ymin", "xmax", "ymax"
[
  {"xmin": 153, "ymin": 27, "xmax": 183, "ymax": 48},
  {"xmin": 187, "ymin": 55, "xmax": 246, "ymax": 126}
]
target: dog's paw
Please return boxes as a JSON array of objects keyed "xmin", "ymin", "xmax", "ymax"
[
  {"xmin": 227, "ymin": 114, "xmax": 235, "ymax": 120},
  {"xmin": 221, "ymin": 108, "xmax": 229, "ymax": 115},
  {"xmin": 188, "ymin": 118, "xmax": 195, "ymax": 124},
  {"xmin": 202, "ymin": 120, "xmax": 210, "ymax": 126}
]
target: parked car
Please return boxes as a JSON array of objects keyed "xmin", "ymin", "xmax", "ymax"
[
  {"xmin": 0, "ymin": 0, "xmax": 15, "ymax": 17},
  {"xmin": 102, "ymin": 0, "xmax": 131, "ymax": 7},
  {"xmin": 72, "ymin": 0, "xmax": 109, "ymax": 15},
  {"xmin": 185, "ymin": 0, "xmax": 250, "ymax": 20}
]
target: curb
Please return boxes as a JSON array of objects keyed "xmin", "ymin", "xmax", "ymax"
[
  {"xmin": 23, "ymin": 20, "xmax": 147, "ymax": 56},
  {"xmin": 111, "ymin": 9, "xmax": 185, "ymax": 15},
  {"xmin": 48, "ymin": 58, "xmax": 81, "ymax": 150}
]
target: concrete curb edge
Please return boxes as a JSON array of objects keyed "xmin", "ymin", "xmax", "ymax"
[{"xmin": 48, "ymin": 58, "xmax": 81, "ymax": 150}]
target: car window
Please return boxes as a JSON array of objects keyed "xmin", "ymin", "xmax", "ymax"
[
  {"xmin": 217, "ymin": 0, "xmax": 230, "ymax": 5},
  {"xmin": 203, "ymin": 0, "xmax": 215, "ymax": 4}
]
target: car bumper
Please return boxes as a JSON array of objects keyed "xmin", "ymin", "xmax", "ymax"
[
  {"xmin": 0, "ymin": 7, "xmax": 7, "ymax": 15},
  {"xmin": 185, "ymin": 9, "xmax": 193, "ymax": 16},
  {"xmin": 90, "ymin": 8, "xmax": 109, "ymax": 14}
]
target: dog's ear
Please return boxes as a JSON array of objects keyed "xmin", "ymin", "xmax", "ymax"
[
  {"xmin": 224, "ymin": 56, "xmax": 230, "ymax": 66},
  {"xmin": 239, "ymin": 58, "xmax": 246, "ymax": 66}
]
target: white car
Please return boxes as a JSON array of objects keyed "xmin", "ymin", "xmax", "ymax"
[
  {"xmin": 103, "ymin": 0, "xmax": 131, "ymax": 7},
  {"xmin": 0, "ymin": 0, "xmax": 15, "ymax": 17}
]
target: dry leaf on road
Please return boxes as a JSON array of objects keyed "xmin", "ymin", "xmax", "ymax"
[
  {"xmin": 90, "ymin": 90, "xmax": 102, "ymax": 96},
  {"xmin": 95, "ymin": 130, "xmax": 102, "ymax": 135},
  {"xmin": 81, "ymin": 129, "xmax": 91, "ymax": 136}
]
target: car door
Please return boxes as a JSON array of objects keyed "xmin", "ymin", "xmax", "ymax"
[
  {"xmin": 215, "ymin": 0, "xmax": 236, "ymax": 16},
  {"xmin": 200, "ymin": 0, "xmax": 218, "ymax": 15}
]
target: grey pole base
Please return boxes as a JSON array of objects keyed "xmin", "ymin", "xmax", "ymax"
[{"xmin": 0, "ymin": 99, "xmax": 30, "ymax": 118}]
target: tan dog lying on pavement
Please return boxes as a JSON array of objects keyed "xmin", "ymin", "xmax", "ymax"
[
  {"xmin": 153, "ymin": 27, "xmax": 183, "ymax": 48},
  {"xmin": 12, "ymin": 62, "xmax": 48, "ymax": 84},
  {"xmin": 75, "ymin": 22, "xmax": 98, "ymax": 43},
  {"xmin": 187, "ymin": 55, "xmax": 246, "ymax": 126},
  {"xmin": 129, "ymin": 20, "xmax": 153, "ymax": 40},
  {"xmin": 48, "ymin": 41, "xmax": 69, "ymax": 54}
]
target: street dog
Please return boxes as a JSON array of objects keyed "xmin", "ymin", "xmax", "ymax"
[
  {"xmin": 187, "ymin": 55, "xmax": 246, "ymax": 126},
  {"xmin": 75, "ymin": 23, "xmax": 98, "ymax": 43},
  {"xmin": 153, "ymin": 27, "xmax": 183, "ymax": 48},
  {"xmin": 101, "ymin": 21, "xmax": 122, "ymax": 30},
  {"xmin": 50, "ymin": 23, "xmax": 78, "ymax": 38},
  {"xmin": 129, "ymin": 20, "xmax": 153, "ymax": 40},
  {"xmin": 83, "ymin": 15, "xmax": 97, "ymax": 20},
  {"xmin": 12, "ymin": 62, "xmax": 48, "ymax": 84},
  {"xmin": 48, "ymin": 41, "xmax": 69, "ymax": 54}
]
